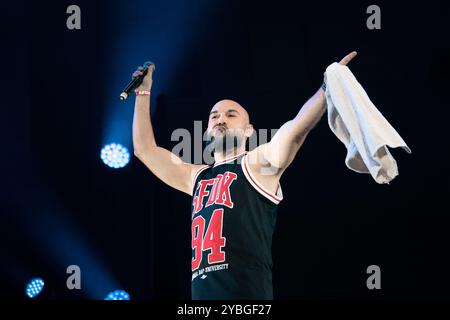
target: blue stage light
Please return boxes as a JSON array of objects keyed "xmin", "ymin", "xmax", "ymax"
[
  {"xmin": 100, "ymin": 143, "xmax": 130, "ymax": 169},
  {"xmin": 25, "ymin": 278, "xmax": 45, "ymax": 298},
  {"xmin": 104, "ymin": 289, "xmax": 131, "ymax": 300}
]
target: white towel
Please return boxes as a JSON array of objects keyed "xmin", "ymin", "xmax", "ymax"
[{"xmin": 324, "ymin": 62, "xmax": 411, "ymax": 184}]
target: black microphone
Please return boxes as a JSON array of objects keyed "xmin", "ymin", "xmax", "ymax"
[{"xmin": 119, "ymin": 62, "xmax": 154, "ymax": 100}]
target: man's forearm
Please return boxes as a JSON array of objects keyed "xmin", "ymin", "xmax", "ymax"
[
  {"xmin": 291, "ymin": 87, "xmax": 327, "ymax": 138},
  {"xmin": 290, "ymin": 51, "xmax": 357, "ymax": 136},
  {"xmin": 262, "ymin": 87, "xmax": 327, "ymax": 169},
  {"xmin": 262, "ymin": 52, "xmax": 357, "ymax": 170},
  {"xmin": 132, "ymin": 95, "xmax": 157, "ymax": 155}
]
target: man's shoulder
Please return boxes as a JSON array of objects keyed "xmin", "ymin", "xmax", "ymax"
[{"xmin": 244, "ymin": 145, "xmax": 282, "ymax": 193}]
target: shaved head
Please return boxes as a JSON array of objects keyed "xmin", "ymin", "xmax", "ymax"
[{"xmin": 210, "ymin": 99, "xmax": 250, "ymax": 125}]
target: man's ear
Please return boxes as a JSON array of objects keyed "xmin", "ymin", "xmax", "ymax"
[{"xmin": 245, "ymin": 124, "xmax": 254, "ymax": 138}]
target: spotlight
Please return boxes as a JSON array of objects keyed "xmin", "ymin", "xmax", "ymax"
[
  {"xmin": 100, "ymin": 143, "xmax": 130, "ymax": 169},
  {"xmin": 25, "ymin": 278, "xmax": 45, "ymax": 298},
  {"xmin": 104, "ymin": 289, "xmax": 130, "ymax": 300}
]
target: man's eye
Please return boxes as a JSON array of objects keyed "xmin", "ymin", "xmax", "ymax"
[{"xmin": 228, "ymin": 114, "xmax": 235, "ymax": 117}]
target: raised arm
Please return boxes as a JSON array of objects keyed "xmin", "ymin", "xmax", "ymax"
[
  {"xmin": 132, "ymin": 62, "xmax": 203, "ymax": 196},
  {"xmin": 248, "ymin": 52, "xmax": 358, "ymax": 182}
]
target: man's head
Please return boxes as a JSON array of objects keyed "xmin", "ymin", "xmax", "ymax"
[{"xmin": 205, "ymin": 99, "xmax": 254, "ymax": 154}]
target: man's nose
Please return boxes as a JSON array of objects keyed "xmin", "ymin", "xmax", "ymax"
[{"xmin": 217, "ymin": 113, "xmax": 227, "ymax": 123}]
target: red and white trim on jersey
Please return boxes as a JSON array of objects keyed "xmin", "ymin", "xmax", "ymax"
[
  {"xmin": 192, "ymin": 165, "xmax": 211, "ymax": 191},
  {"xmin": 213, "ymin": 151, "xmax": 248, "ymax": 168},
  {"xmin": 241, "ymin": 153, "xmax": 283, "ymax": 205}
]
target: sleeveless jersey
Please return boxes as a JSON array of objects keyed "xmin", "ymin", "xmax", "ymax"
[{"xmin": 191, "ymin": 151, "xmax": 283, "ymax": 300}]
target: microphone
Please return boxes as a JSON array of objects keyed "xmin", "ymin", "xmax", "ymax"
[{"xmin": 119, "ymin": 62, "xmax": 154, "ymax": 100}]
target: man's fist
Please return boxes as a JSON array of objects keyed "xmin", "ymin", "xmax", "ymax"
[{"xmin": 132, "ymin": 61, "xmax": 156, "ymax": 91}]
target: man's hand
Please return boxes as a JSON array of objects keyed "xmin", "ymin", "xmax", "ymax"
[
  {"xmin": 132, "ymin": 61, "xmax": 156, "ymax": 91},
  {"xmin": 324, "ymin": 51, "xmax": 357, "ymax": 83},
  {"xmin": 339, "ymin": 51, "xmax": 357, "ymax": 66}
]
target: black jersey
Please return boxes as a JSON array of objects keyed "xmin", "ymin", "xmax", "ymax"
[{"xmin": 191, "ymin": 151, "xmax": 283, "ymax": 300}]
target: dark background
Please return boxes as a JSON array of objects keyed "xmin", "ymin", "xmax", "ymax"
[{"xmin": 1, "ymin": 0, "xmax": 449, "ymax": 300}]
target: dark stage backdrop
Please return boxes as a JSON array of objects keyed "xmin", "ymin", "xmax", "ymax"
[{"xmin": 1, "ymin": 0, "xmax": 449, "ymax": 300}]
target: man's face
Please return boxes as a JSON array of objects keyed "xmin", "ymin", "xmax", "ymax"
[{"xmin": 205, "ymin": 100, "xmax": 251, "ymax": 153}]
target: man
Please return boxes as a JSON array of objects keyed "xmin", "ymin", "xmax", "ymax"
[{"xmin": 132, "ymin": 51, "xmax": 357, "ymax": 299}]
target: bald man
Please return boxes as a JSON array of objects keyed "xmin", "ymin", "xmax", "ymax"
[{"xmin": 132, "ymin": 52, "xmax": 357, "ymax": 300}]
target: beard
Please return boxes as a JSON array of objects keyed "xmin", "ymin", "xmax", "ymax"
[{"xmin": 205, "ymin": 128, "xmax": 244, "ymax": 155}]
